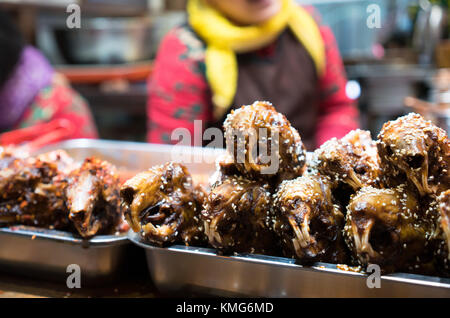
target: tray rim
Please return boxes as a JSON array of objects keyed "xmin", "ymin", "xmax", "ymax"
[
  {"xmin": 128, "ymin": 230, "xmax": 450, "ymax": 290},
  {"xmin": 34, "ymin": 138, "xmax": 226, "ymax": 157},
  {"xmin": 0, "ymin": 225, "xmax": 129, "ymax": 247}
]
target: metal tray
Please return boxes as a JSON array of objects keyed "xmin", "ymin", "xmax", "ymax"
[
  {"xmin": 129, "ymin": 232, "xmax": 450, "ymax": 297},
  {"xmin": 6, "ymin": 139, "xmax": 450, "ymax": 296},
  {"xmin": 0, "ymin": 226, "xmax": 129, "ymax": 285},
  {"xmin": 0, "ymin": 139, "xmax": 221, "ymax": 285},
  {"xmin": 37, "ymin": 138, "xmax": 224, "ymax": 185}
]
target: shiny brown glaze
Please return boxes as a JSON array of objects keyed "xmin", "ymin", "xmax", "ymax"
[
  {"xmin": 0, "ymin": 150, "xmax": 124, "ymax": 237},
  {"xmin": 223, "ymin": 101, "xmax": 306, "ymax": 182},
  {"xmin": 435, "ymin": 190, "xmax": 450, "ymax": 274},
  {"xmin": 0, "ymin": 154, "xmax": 69, "ymax": 229},
  {"xmin": 66, "ymin": 157, "xmax": 122, "ymax": 237},
  {"xmin": 121, "ymin": 162, "xmax": 205, "ymax": 246},
  {"xmin": 312, "ymin": 129, "xmax": 381, "ymax": 191},
  {"xmin": 344, "ymin": 186, "xmax": 435, "ymax": 273},
  {"xmin": 272, "ymin": 175, "xmax": 348, "ymax": 263},
  {"xmin": 201, "ymin": 174, "xmax": 277, "ymax": 255},
  {"xmin": 377, "ymin": 113, "xmax": 450, "ymax": 196}
]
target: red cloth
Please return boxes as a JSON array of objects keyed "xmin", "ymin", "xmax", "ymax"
[
  {"xmin": 316, "ymin": 25, "xmax": 359, "ymax": 146},
  {"xmin": 147, "ymin": 17, "xmax": 358, "ymax": 148},
  {"xmin": 147, "ymin": 28, "xmax": 212, "ymax": 145},
  {"xmin": 17, "ymin": 74, "xmax": 98, "ymax": 140}
]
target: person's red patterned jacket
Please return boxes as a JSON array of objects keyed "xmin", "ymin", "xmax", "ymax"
[{"xmin": 147, "ymin": 8, "xmax": 359, "ymax": 150}]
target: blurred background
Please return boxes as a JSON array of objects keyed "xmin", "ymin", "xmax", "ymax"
[{"xmin": 1, "ymin": 0, "xmax": 449, "ymax": 141}]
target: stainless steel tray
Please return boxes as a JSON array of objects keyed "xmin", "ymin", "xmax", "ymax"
[
  {"xmin": 129, "ymin": 232, "xmax": 450, "ymax": 297},
  {"xmin": 37, "ymin": 138, "xmax": 224, "ymax": 185},
  {"xmin": 0, "ymin": 226, "xmax": 129, "ymax": 285},
  {"xmin": 19, "ymin": 139, "xmax": 450, "ymax": 296},
  {"xmin": 1, "ymin": 139, "xmax": 221, "ymax": 285}
]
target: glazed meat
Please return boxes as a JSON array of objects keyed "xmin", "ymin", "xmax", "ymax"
[
  {"xmin": 435, "ymin": 190, "xmax": 450, "ymax": 274},
  {"xmin": 377, "ymin": 113, "xmax": 450, "ymax": 196},
  {"xmin": 66, "ymin": 157, "xmax": 122, "ymax": 237},
  {"xmin": 272, "ymin": 175, "xmax": 348, "ymax": 263},
  {"xmin": 201, "ymin": 175, "xmax": 277, "ymax": 255},
  {"xmin": 121, "ymin": 162, "xmax": 205, "ymax": 246},
  {"xmin": 208, "ymin": 152, "xmax": 239, "ymax": 187},
  {"xmin": 312, "ymin": 129, "xmax": 381, "ymax": 190},
  {"xmin": 0, "ymin": 156, "xmax": 69, "ymax": 229},
  {"xmin": 216, "ymin": 152, "xmax": 240, "ymax": 177},
  {"xmin": 344, "ymin": 186, "xmax": 434, "ymax": 273},
  {"xmin": 223, "ymin": 101, "xmax": 306, "ymax": 182},
  {"xmin": 0, "ymin": 149, "xmax": 123, "ymax": 237}
]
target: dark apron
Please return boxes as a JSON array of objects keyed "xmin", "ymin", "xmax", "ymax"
[{"xmin": 208, "ymin": 29, "xmax": 320, "ymax": 150}]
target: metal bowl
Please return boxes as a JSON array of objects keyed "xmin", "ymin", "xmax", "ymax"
[{"xmin": 54, "ymin": 17, "xmax": 154, "ymax": 65}]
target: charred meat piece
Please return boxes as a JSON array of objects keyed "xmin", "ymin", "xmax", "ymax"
[
  {"xmin": 66, "ymin": 157, "xmax": 122, "ymax": 237},
  {"xmin": 344, "ymin": 186, "xmax": 434, "ymax": 273},
  {"xmin": 201, "ymin": 175, "xmax": 277, "ymax": 255},
  {"xmin": 0, "ymin": 149, "xmax": 123, "ymax": 236},
  {"xmin": 121, "ymin": 162, "xmax": 205, "ymax": 246},
  {"xmin": 377, "ymin": 113, "xmax": 449, "ymax": 196},
  {"xmin": 312, "ymin": 129, "xmax": 381, "ymax": 191},
  {"xmin": 272, "ymin": 175, "xmax": 348, "ymax": 263},
  {"xmin": 223, "ymin": 101, "xmax": 306, "ymax": 182},
  {"xmin": 0, "ymin": 156, "xmax": 69, "ymax": 229}
]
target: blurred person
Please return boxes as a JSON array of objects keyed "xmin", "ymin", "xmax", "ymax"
[
  {"xmin": 147, "ymin": 0, "xmax": 359, "ymax": 150},
  {"xmin": 0, "ymin": 11, "xmax": 97, "ymax": 144}
]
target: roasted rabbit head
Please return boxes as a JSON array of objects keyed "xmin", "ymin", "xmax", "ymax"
[
  {"xmin": 201, "ymin": 174, "xmax": 277, "ymax": 255},
  {"xmin": 377, "ymin": 113, "xmax": 450, "ymax": 196},
  {"xmin": 121, "ymin": 162, "xmax": 205, "ymax": 246},
  {"xmin": 272, "ymin": 175, "xmax": 348, "ymax": 263},
  {"xmin": 344, "ymin": 185, "xmax": 434, "ymax": 273},
  {"xmin": 223, "ymin": 101, "xmax": 306, "ymax": 181},
  {"xmin": 312, "ymin": 129, "xmax": 381, "ymax": 190},
  {"xmin": 66, "ymin": 157, "xmax": 122, "ymax": 237}
]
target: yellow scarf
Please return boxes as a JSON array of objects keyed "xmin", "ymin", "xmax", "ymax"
[{"xmin": 188, "ymin": 0, "xmax": 325, "ymax": 119}]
